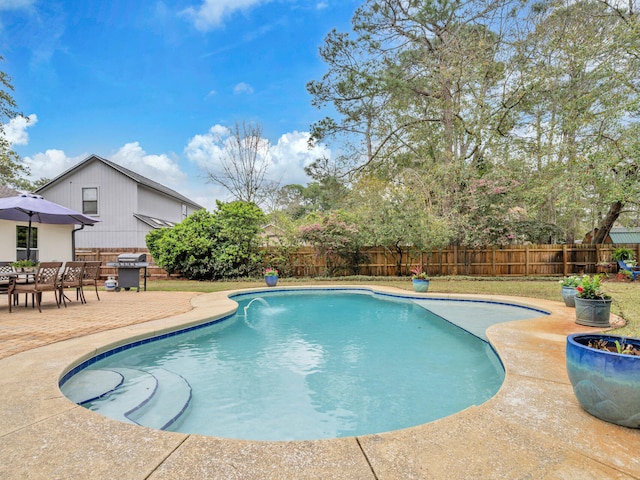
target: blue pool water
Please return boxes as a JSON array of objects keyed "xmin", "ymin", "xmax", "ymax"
[{"xmin": 61, "ymin": 289, "xmax": 542, "ymax": 441}]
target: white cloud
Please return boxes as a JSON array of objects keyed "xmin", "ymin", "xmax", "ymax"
[
  {"xmin": 183, "ymin": 125, "xmax": 230, "ymax": 170},
  {"xmin": 185, "ymin": 124, "xmax": 329, "ymax": 187},
  {"xmin": 22, "ymin": 149, "xmax": 86, "ymax": 181},
  {"xmin": 181, "ymin": 0, "xmax": 268, "ymax": 31},
  {"xmin": 269, "ymin": 131, "xmax": 328, "ymax": 185},
  {"xmin": 233, "ymin": 82, "xmax": 254, "ymax": 95},
  {"xmin": 0, "ymin": 0, "xmax": 35, "ymax": 11},
  {"xmin": 111, "ymin": 142, "xmax": 188, "ymax": 187},
  {"xmin": 2, "ymin": 113, "xmax": 37, "ymax": 146}
]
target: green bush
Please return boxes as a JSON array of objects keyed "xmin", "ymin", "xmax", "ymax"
[{"xmin": 146, "ymin": 201, "xmax": 266, "ymax": 280}]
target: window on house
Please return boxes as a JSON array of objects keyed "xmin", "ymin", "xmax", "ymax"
[
  {"xmin": 83, "ymin": 187, "xmax": 98, "ymax": 215},
  {"xmin": 182, "ymin": 204, "xmax": 187, "ymax": 218},
  {"xmin": 16, "ymin": 225, "xmax": 38, "ymax": 261}
]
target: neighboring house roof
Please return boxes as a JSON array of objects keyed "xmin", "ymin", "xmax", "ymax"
[
  {"xmin": 36, "ymin": 154, "xmax": 203, "ymax": 209},
  {"xmin": 609, "ymin": 227, "xmax": 640, "ymax": 244},
  {"xmin": 0, "ymin": 184, "xmax": 20, "ymax": 198}
]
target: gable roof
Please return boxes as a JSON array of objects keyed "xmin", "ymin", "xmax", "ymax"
[
  {"xmin": 609, "ymin": 227, "xmax": 640, "ymax": 244},
  {"xmin": 0, "ymin": 184, "xmax": 20, "ymax": 198},
  {"xmin": 36, "ymin": 154, "xmax": 203, "ymax": 209}
]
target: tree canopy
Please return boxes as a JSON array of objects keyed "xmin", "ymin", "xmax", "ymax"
[
  {"xmin": 296, "ymin": 0, "xmax": 640, "ymax": 246},
  {"xmin": 0, "ymin": 58, "xmax": 46, "ymax": 191}
]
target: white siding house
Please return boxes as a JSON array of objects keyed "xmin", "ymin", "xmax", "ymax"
[
  {"xmin": 0, "ymin": 220, "xmax": 74, "ymax": 262},
  {"xmin": 36, "ymin": 155, "xmax": 203, "ymax": 249},
  {"xmin": 0, "ymin": 185, "xmax": 75, "ymax": 262}
]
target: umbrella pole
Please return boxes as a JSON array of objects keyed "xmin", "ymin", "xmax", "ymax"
[{"xmin": 26, "ymin": 216, "xmax": 32, "ymax": 261}]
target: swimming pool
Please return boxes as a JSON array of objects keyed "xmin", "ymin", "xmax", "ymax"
[{"xmin": 60, "ymin": 288, "xmax": 545, "ymax": 441}]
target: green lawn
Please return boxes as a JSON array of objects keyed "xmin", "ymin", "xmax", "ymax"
[{"xmin": 145, "ymin": 276, "xmax": 640, "ymax": 338}]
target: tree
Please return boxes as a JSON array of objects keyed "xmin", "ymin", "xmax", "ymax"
[
  {"xmin": 0, "ymin": 58, "xmax": 43, "ymax": 191},
  {"xmin": 203, "ymin": 121, "xmax": 276, "ymax": 205},
  {"xmin": 298, "ymin": 210, "xmax": 364, "ymax": 276},
  {"xmin": 308, "ymin": 0, "xmax": 524, "ymax": 237},
  {"xmin": 509, "ymin": 0, "xmax": 640, "ymax": 242},
  {"xmin": 348, "ymin": 175, "xmax": 452, "ymax": 275}
]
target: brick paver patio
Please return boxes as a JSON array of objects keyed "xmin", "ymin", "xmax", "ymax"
[{"xmin": 0, "ymin": 290, "xmax": 198, "ymax": 359}]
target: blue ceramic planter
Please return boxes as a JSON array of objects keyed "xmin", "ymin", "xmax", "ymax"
[
  {"xmin": 412, "ymin": 279, "xmax": 429, "ymax": 293},
  {"xmin": 566, "ymin": 334, "xmax": 640, "ymax": 428},
  {"xmin": 264, "ymin": 275, "xmax": 278, "ymax": 287}
]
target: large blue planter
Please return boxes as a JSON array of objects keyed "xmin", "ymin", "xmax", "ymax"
[
  {"xmin": 264, "ymin": 275, "xmax": 278, "ymax": 287},
  {"xmin": 566, "ymin": 334, "xmax": 640, "ymax": 428},
  {"xmin": 412, "ymin": 279, "xmax": 429, "ymax": 293}
]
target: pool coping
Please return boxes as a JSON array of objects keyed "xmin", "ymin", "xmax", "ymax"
[{"xmin": 1, "ymin": 285, "xmax": 639, "ymax": 479}]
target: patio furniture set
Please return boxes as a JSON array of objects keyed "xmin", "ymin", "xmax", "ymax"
[{"xmin": 0, "ymin": 261, "xmax": 102, "ymax": 313}]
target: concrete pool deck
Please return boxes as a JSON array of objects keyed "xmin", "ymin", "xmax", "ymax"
[{"xmin": 0, "ymin": 286, "xmax": 639, "ymax": 479}]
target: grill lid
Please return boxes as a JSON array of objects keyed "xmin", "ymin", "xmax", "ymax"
[{"xmin": 117, "ymin": 253, "xmax": 147, "ymax": 262}]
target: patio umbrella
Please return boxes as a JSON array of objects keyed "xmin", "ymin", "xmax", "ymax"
[{"xmin": 0, "ymin": 193, "xmax": 100, "ymax": 260}]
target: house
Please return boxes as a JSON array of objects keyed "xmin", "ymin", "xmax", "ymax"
[
  {"xmin": 36, "ymin": 155, "xmax": 203, "ymax": 249},
  {"xmin": 0, "ymin": 186, "xmax": 77, "ymax": 262},
  {"xmin": 583, "ymin": 227, "xmax": 640, "ymax": 244}
]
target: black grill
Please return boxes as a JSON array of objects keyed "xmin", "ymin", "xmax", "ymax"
[{"xmin": 107, "ymin": 253, "xmax": 149, "ymax": 291}]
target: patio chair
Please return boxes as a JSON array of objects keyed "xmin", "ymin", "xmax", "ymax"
[
  {"xmin": 82, "ymin": 261, "xmax": 102, "ymax": 301},
  {"xmin": 8, "ymin": 261, "xmax": 63, "ymax": 313},
  {"xmin": 60, "ymin": 261, "xmax": 86, "ymax": 306},
  {"xmin": 0, "ymin": 262, "xmax": 12, "ymax": 296},
  {"xmin": 617, "ymin": 260, "xmax": 640, "ymax": 281}
]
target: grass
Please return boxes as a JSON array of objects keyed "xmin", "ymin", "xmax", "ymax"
[{"xmin": 145, "ymin": 276, "xmax": 640, "ymax": 338}]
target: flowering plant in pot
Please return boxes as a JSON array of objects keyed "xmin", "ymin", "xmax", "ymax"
[
  {"xmin": 574, "ymin": 275, "xmax": 612, "ymax": 327},
  {"xmin": 559, "ymin": 275, "xmax": 581, "ymax": 307},
  {"xmin": 566, "ymin": 333, "xmax": 640, "ymax": 428},
  {"xmin": 410, "ymin": 266, "xmax": 430, "ymax": 292},
  {"xmin": 263, "ymin": 267, "xmax": 279, "ymax": 287},
  {"xmin": 263, "ymin": 267, "xmax": 278, "ymax": 277}
]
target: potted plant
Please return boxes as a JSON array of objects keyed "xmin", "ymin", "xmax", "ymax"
[
  {"xmin": 11, "ymin": 259, "xmax": 39, "ymax": 273},
  {"xmin": 617, "ymin": 269, "xmax": 633, "ymax": 281},
  {"xmin": 611, "ymin": 247, "xmax": 636, "ymax": 263},
  {"xmin": 410, "ymin": 266, "xmax": 430, "ymax": 293},
  {"xmin": 574, "ymin": 275, "xmax": 612, "ymax": 327},
  {"xmin": 263, "ymin": 267, "xmax": 279, "ymax": 287},
  {"xmin": 566, "ymin": 333, "xmax": 640, "ymax": 428},
  {"xmin": 559, "ymin": 275, "xmax": 581, "ymax": 307}
]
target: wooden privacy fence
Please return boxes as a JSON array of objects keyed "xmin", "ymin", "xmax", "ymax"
[
  {"xmin": 74, "ymin": 248, "xmax": 176, "ymax": 281},
  {"xmin": 76, "ymin": 244, "xmax": 640, "ymax": 280},
  {"xmin": 286, "ymin": 244, "xmax": 640, "ymax": 278}
]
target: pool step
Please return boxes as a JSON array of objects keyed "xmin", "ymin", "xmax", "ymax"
[
  {"xmin": 61, "ymin": 369, "xmax": 124, "ymax": 404},
  {"xmin": 83, "ymin": 367, "xmax": 158, "ymax": 425},
  {"xmin": 127, "ymin": 367, "xmax": 192, "ymax": 430},
  {"xmin": 64, "ymin": 367, "xmax": 192, "ymax": 430}
]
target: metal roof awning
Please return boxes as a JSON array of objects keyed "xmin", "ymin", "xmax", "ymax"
[{"xmin": 133, "ymin": 213, "xmax": 176, "ymax": 229}]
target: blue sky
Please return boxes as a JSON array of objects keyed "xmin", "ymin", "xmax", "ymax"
[{"xmin": 0, "ymin": 0, "xmax": 359, "ymax": 210}]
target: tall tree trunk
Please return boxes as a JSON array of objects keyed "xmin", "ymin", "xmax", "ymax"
[{"xmin": 591, "ymin": 200, "xmax": 624, "ymax": 244}]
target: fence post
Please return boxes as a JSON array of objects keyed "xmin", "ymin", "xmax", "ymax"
[
  {"xmin": 563, "ymin": 244, "xmax": 568, "ymax": 277},
  {"xmin": 492, "ymin": 247, "xmax": 496, "ymax": 276},
  {"xmin": 452, "ymin": 246, "xmax": 458, "ymax": 276},
  {"xmin": 525, "ymin": 245, "xmax": 530, "ymax": 276}
]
